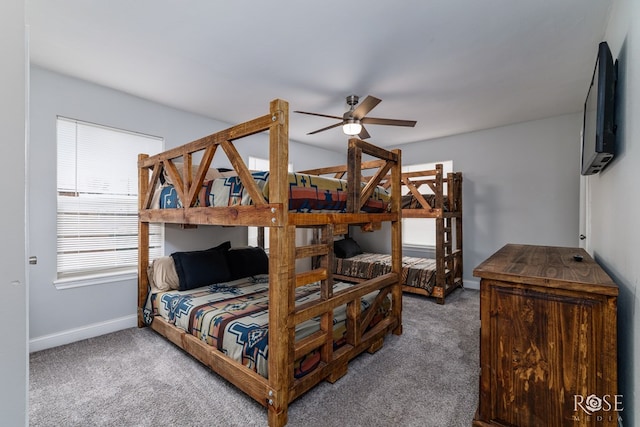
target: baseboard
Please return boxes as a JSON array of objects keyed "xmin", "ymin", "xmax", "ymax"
[
  {"xmin": 29, "ymin": 314, "xmax": 137, "ymax": 353},
  {"xmin": 463, "ymin": 279, "xmax": 480, "ymax": 290}
]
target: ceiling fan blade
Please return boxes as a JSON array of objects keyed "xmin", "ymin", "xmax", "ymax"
[
  {"xmin": 358, "ymin": 126, "xmax": 371, "ymax": 140},
  {"xmin": 351, "ymin": 95, "xmax": 382, "ymax": 120},
  {"xmin": 294, "ymin": 110, "xmax": 344, "ymax": 120},
  {"xmin": 307, "ymin": 121, "xmax": 343, "ymax": 135},
  {"xmin": 361, "ymin": 117, "xmax": 417, "ymax": 127}
]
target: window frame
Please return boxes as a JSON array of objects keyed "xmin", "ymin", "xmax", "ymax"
[{"xmin": 54, "ymin": 117, "xmax": 164, "ymax": 288}]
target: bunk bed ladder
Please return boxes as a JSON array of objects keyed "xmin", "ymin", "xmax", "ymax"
[
  {"xmin": 435, "ymin": 216, "xmax": 446, "ymax": 304},
  {"xmin": 434, "ymin": 171, "xmax": 463, "ymax": 303},
  {"xmin": 433, "ymin": 167, "xmax": 464, "ymax": 304},
  {"xmin": 434, "ymin": 165, "xmax": 447, "ymax": 304},
  {"xmin": 292, "ymin": 224, "xmax": 340, "ymax": 383},
  {"xmin": 447, "ymin": 172, "xmax": 463, "ymax": 290},
  {"xmin": 443, "ymin": 216, "xmax": 454, "ymax": 291}
]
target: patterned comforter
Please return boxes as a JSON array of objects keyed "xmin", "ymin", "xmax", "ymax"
[
  {"xmin": 155, "ymin": 171, "xmax": 391, "ymax": 213},
  {"xmin": 144, "ymin": 275, "xmax": 390, "ymax": 379},
  {"xmin": 334, "ymin": 253, "xmax": 438, "ymax": 294}
]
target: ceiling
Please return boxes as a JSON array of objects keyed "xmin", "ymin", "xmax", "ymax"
[{"xmin": 27, "ymin": 0, "xmax": 612, "ymax": 152}]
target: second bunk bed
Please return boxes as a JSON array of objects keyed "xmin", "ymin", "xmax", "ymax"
[
  {"xmin": 331, "ymin": 164, "xmax": 463, "ymax": 304},
  {"xmin": 137, "ymin": 99, "xmax": 403, "ymax": 427}
]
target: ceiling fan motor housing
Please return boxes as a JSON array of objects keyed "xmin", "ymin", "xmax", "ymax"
[{"xmin": 346, "ymin": 95, "xmax": 359, "ymax": 108}]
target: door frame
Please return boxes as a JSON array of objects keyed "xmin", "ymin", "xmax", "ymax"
[{"xmin": 0, "ymin": 1, "xmax": 28, "ymax": 424}]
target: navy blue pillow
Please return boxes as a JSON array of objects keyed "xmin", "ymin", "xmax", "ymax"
[
  {"xmin": 334, "ymin": 237, "xmax": 363, "ymax": 258},
  {"xmin": 171, "ymin": 241, "xmax": 231, "ymax": 290},
  {"xmin": 227, "ymin": 246, "xmax": 269, "ymax": 280}
]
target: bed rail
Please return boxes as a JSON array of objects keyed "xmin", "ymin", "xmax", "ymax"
[{"xmin": 138, "ymin": 99, "xmax": 288, "ymax": 226}]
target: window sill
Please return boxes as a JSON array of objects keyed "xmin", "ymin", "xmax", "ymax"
[
  {"xmin": 53, "ymin": 269, "xmax": 138, "ymax": 290},
  {"xmin": 403, "ymin": 244, "xmax": 436, "ymax": 258},
  {"xmin": 402, "ymin": 243, "xmax": 436, "ymax": 250}
]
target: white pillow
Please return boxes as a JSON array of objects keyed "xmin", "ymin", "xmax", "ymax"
[{"xmin": 162, "ymin": 163, "xmax": 236, "ymax": 186}]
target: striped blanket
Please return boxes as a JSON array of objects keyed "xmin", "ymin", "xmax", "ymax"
[{"xmin": 334, "ymin": 253, "xmax": 438, "ymax": 294}]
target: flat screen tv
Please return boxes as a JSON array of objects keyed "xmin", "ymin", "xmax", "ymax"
[{"xmin": 581, "ymin": 41, "xmax": 617, "ymax": 175}]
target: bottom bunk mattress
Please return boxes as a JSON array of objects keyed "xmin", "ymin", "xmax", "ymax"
[
  {"xmin": 144, "ymin": 275, "xmax": 390, "ymax": 379},
  {"xmin": 334, "ymin": 253, "xmax": 438, "ymax": 294}
]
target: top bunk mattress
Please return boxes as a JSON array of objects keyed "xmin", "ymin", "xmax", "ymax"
[{"xmin": 155, "ymin": 171, "xmax": 391, "ymax": 213}]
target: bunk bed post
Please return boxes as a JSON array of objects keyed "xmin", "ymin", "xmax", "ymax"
[
  {"xmin": 453, "ymin": 173, "xmax": 463, "ymax": 288},
  {"xmin": 137, "ymin": 153, "xmax": 150, "ymax": 328},
  {"xmin": 267, "ymin": 98, "xmax": 291, "ymax": 427},
  {"xmin": 434, "ymin": 164, "xmax": 447, "ymax": 304},
  {"xmin": 346, "ymin": 138, "xmax": 362, "ymax": 213},
  {"xmin": 390, "ymin": 149, "xmax": 403, "ymax": 335},
  {"xmin": 257, "ymin": 226, "xmax": 265, "ymax": 249}
]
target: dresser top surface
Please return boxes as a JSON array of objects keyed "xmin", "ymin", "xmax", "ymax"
[{"xmin": 473, "ymin": 244, "xmax": 618, "ymax": 295}]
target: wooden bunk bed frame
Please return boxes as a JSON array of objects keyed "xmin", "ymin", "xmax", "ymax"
[
  {"xmin": 137, "ymin": 99, "xmax": 403, "ymax": 427},
  {"xmin": 331, "ymin": 164, "xmax": 463, "ymax": 304},
  {"xmin": 399, "ymin": 165, "xmax": 463, "ymax": 302}
]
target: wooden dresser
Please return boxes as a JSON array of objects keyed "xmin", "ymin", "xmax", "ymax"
[{"xmin": 473, "ymin": 244, "xmax": 619, "ymax": 426}]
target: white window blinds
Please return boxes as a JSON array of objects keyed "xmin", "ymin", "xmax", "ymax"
[{"xmin": 56, "ymin": 117, "xmax": 164, "ymax": 279}]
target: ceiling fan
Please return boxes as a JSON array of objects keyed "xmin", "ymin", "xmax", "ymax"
[{"xmin": 295, "ymin": 95, "xmax": 417, "ymax": 140}]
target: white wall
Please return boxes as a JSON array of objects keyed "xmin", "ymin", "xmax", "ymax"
[
  {"xmin": 355, "ymin": 113, "xmax": 583, "ymax": 289},
  {"xmin": 591, "ymin": 0, "xmax": 639, "ymax": 423},
  {"xmin": 0, "ymin": 1, "xmax": 27, "ymax": 424},
  {"xmin": 28, "ymin": 67, "xmax": 343, "ymax": 351}
]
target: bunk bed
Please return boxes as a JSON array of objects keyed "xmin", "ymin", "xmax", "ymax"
[
  {"xmin": 137, "ymin": 99, "xmax": 403, "ymax": 427},
  {"xmin": 331, "ymin": 165, "xmax": 463, "ymax": 304}
]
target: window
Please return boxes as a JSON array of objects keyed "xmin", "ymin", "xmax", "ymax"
[
  {"xmin": 402, "ymin": 161, "xmax": 453, "ymax": 248},
  {"xmin": 247, "ymin": 156, "xmax": 293, "ymax": 249},
  {"xmin": 247, "ymin": 156, "xmax": 293, "ymax": 173},
  {"xmin": 56, "ymin": 117, "xmax": 164, "ymax": 285}
]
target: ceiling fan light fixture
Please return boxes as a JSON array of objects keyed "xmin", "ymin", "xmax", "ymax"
[
  {"xmin": 343, "ymin": 119, "xmax": 362, "ymax": 135},
  {"xmin": 296, "ymin": 94, "xmax": 415, "ymax": 140}
]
